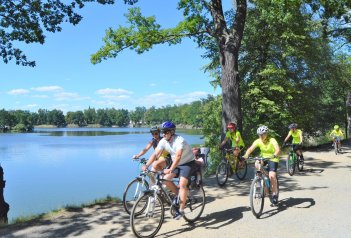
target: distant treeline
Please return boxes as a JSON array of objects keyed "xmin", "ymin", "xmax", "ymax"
[{"xmin": 0, "ymin": 96, "xmax": 212, "ymax": 132}]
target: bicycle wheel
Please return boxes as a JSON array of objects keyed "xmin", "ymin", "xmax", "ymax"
[
  {"xmin": 334, "ymin": 142, "xmax": 338, "ymax": 155},
  {"xmin": 249, "ymin": 176, "xmax": 264, "ymax": 218},
  {"xmin": 183, "ymin": 185, "xmax": 206, "ymax": 223},
  {"xmin": 297, "ymin": 155, "xmax": 304, "ymax": 171},
  {"xmin": 130, "ymin": 193, "xmax": 164, "ymax": 238},
  {"xmin": 235, "ymin": 158, "xmax": 247, "ymax": 180},
  {"xmin": 286, "ymin": 153, "xmax": 296, "ymax": 176},
  {"xmin": 216, "ymin": 161, "xmax": 229, "ymax": 187},
  {"xmin": 123, "ymin": 177, "xmax": 149, "ymax": 214}
]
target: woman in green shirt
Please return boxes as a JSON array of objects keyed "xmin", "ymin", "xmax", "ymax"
[
  {"xmin": 243, "ymin": 125, "xmax": 280, "ymax": 205},
  {"xmin": 283, "ymin": 123, "xmax": 304, "ymax": 163}
]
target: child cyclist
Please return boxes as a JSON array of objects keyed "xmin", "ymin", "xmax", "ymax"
[
  {"xmin": 220, "ymin": 122, "xmax": 245, "ymax": 171},
  {"xmin": 283, "ymin": 123, "xmax": 304, "ymax": 163},
  {"xmin": 242, "ymin": 125, "xmax": 280, "ymax": 205},
  {"xmin": 330, "ymin": 125, "xmax": 344, "ymax": 151}
]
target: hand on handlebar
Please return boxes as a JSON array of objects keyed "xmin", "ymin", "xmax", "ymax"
[{"xmin": 132, "ymin": 155, "xmax": 139, "ymax": 160}]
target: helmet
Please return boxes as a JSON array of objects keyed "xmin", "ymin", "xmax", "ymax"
[
  {"xmin": 150, "ymin": 126, "xmax": 160, "ymax": 133},
  {"xmin": 257, "ymin": 125, "xmax": 268, "ymax": 135},
  {"xmin": 334, "ymin": 125, "xmax": 339, "ymax": 129},
  {"xmin": 227, "ymin": 122, "xmax": 236, "ymax": 129},
  {"xmin": 161, "ymin": 121, "xmax": 176, "ymax": 130},
  {"xmin": 288, "ymin": 123, "xmax": 297, "ymax": 129}
]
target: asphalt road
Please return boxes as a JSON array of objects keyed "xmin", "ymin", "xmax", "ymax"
[{"xmin": 1, "ymin": 142, "xmax": 351, "ymax": 238}]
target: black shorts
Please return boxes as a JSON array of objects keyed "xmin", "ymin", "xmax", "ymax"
[
  {"xmin": 266, "ymin": 160, "xmax": 279, "ymax": 172},
  {"xmin": 292, "ymin": 144, "xmax": 302, "ymax": 152},
  {"xmin": 172, "ymin": 160, "xmax": 197, "ymax": 180}
]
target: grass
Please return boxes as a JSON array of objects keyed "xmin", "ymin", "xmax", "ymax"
[{"xmin": 8, "ymin": 195, "xmax": 121, "ymax": 225}]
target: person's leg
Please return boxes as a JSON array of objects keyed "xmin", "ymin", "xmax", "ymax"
[
  {"xmin": 152, "ymin": 158, "xmax": 166, "ymax": 171},
  {"xmin": 163, "ymin": 172, "xmax": 178, "ymax": 195}
]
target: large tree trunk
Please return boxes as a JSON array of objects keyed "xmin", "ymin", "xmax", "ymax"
[
  {"xmin": 0, "ymin": 165, "xmax": 9, "ymax": 224},
  {"xmin": 209, "ymin": 0, "xmax": 246, "ymax": 135},
  {"xmin": 221, "ymin": 50, "xmax": 242, "ymax": 132}
]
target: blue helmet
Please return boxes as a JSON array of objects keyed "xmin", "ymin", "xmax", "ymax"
[{"xmin": 161, "ymin": 121, "xmax": 176, "ymax": 130}]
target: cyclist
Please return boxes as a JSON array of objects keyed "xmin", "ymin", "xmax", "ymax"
[
  {"xmin": 219, "ymin": 122, "xmax": 245, "ymax": 171},
  {"xmin": 330, "ymin": 125, "xmax": 344, "ymax": 151},
  {"xmin": 283, "ymin": 123, "xmax": 304, "ymax": 163},
  {"xmin": 138, "ymin": 127, "xmax": 171, "ymax": 183},
  {"xmin": 242, "ymin": 125, "xmax": 280, "ymax": 205},
  {"xmin": 151, "ymin": 121, "xmax": 197, "ymax": 220}
]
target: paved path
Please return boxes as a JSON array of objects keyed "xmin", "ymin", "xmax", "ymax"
[{"xmin": 1, "ymin": 142, "xmax": 351, "ymax": 238}]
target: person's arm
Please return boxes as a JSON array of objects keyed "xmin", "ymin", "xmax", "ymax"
[
  {"xmin": 284, "ymin": 133, "xmax": 291, "ymax": 143},
  {"xmin": 133, "ymin": 141, "xmax": 153, "ymax": 159},
  {"xmin": 299, "ymin": 131, "xmax": 303, "ymax": 144},
  {"xmin": 164, "ymin": 149, "xmax": 182, "ymax": 174},
  {"xmin": 220, "ymin": 137, "xmax": 229, "ymax": 148},
  {"xmin": 243, "ymin": 143, "xmax": 256, "ymax": 159},
  {"xmin": 142, "ymin": 146, "xmax": 164, "ymax": 171},
  {"xmin": 273, "ymin": 141, "xmax": 280, "ymax": 158}
]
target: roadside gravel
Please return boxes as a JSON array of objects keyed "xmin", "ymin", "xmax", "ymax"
[{"xmin": 1, "ymin": 142, "xmax": 351, "ymax": 238}]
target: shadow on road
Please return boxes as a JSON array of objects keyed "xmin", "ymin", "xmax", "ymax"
[
  {"xmin": 258, "ymin": 197, "xmax": 316, "ymax": 219},
  {"xmin": 158, "ymin": 206, "xmax": 250, "ymax": 237}
]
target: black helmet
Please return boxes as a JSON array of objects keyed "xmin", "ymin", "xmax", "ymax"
[
  {"xmin": 150, "ymin": 126, "xmax": 160, "ymax": 133},
  {"xmin": 288, "ymin": 123, "xmax": 297, "ymax": 129}
]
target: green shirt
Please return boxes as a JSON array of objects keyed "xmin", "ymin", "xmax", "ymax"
[
  {"xmin": 225, "ymin": 130, "xmax": 245, "ymax": 148},
  {"xmin": 330, "ymin": 129, "xmax": 343, "ymax": 138},
  {"xmin": 252, "ymin": 137, "xmax": 279, "ymax": 163},
  {"xmin": 288, "ymin": 129, "xmax": 302, "ymax": 144}
]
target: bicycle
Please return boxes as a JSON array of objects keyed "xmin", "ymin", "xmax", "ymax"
[
  {"xmin": 283, "ymin": 143, "xmax": 303, "ymax": 176},
  {"xmin": 216, "ymin": 147, "xmax": 247, "ymax": 186},
  {"xmin": 122, "ymin": 158, "xmax": 150, "ymax": 214},
  {"xmin": 333, "ymin": 138, "xmax": 341, "ymax": 155},
  {"xmin": 247, "ymin": 157, "xmax": 280, "ymax": 218},
  {"xmin": 130, "ymin": 168, "xmax": 206, "ymax": 238}
]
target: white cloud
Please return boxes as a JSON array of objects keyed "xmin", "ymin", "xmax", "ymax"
[
  {"xmin": 31, "ymin": 86, "xmax": 63, "ymax": 92},
  {"xmin": 96, "ymin": 88, "xmax": 133, "ymax": 95},
  {"xmin": 26, "ymin": 104, "xmax": 38, "ymax": 108},
  {"xmin": 150, "ymin": 83, "xmax": 157, "ymax": 87},
  {"xmin": 7, "ymin": 89, "xmax": 30, "ymax": 95}
]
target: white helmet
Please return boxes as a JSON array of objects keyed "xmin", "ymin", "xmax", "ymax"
[{"xmin": 257, "ymin": 125, "xmax": 268, "ymax": 135}]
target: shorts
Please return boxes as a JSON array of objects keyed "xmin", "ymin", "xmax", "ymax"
[
  {"xmin": 262, "ymin": 160, "xmax": 278, "ymax": 172},
  {"xmin": 266, "ymin": 160, "xmax": 279, "ymax": 172},
  {"xmin": 172, "ymin": 160, "xmax": 197, "ymax": 180},
  {"xmin": 334, "ymin": 136, "xmax": 341, "ymax": 142},
  {"xmin": 292, "ymin": 143, "xmax": 302, "ymax": 152}
]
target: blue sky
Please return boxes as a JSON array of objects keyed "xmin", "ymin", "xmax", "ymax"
[{"xmin": 0, "ymin": 1, "xmax": 220, "ymax": 114}]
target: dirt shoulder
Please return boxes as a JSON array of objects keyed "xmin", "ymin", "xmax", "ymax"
[{"xmin": 1, "ymin": 141, "xmax": 351, "ymax": 238}]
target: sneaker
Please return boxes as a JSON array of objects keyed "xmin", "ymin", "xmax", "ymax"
[
  {"xmin": 173, "ymin": 210, "xmax": 184, "ymax": 220},
  {"xmin": 272, "ymin": 195, "xmax": 278, "ymax": 205}
]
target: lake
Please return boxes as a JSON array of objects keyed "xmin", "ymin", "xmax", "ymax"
[{"xmin": 0, "ymin": 127, "xmax": 204, "ymax": 221}]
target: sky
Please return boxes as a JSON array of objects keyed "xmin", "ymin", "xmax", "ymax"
[{"xmin": 0, "ymin": 1, "xmax": 220, "ymax": 114}]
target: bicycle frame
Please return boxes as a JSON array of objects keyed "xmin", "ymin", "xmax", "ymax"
[{"xmin": 248, "ymin": 157, "xmax": 279, "ymax": 218}]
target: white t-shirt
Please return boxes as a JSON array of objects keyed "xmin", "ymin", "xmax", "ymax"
[{"xmin": 156, "ymin": 134, "xmax": 194, "ymax": 165}]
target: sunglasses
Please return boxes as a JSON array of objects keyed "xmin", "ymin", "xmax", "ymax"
[
  {"xmin": 151, "ymin": 132, "xmax": 159, "ymax": 135},
  {"xmin": 162, "ymin": 130, "xmax": 171, "ymax": 135}
]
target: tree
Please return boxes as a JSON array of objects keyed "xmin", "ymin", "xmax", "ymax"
[
  {"xmin": 0, "ymin": 0, "xmax": 116, "ymax": 67},
  {"xmin": 91, "ymin": 0, "xmax": 247, "ymax": 135}
]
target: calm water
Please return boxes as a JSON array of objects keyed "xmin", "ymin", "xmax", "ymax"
[{"xmin": 0, "ymin": 127, "xmax": 203, "ymax": 221}]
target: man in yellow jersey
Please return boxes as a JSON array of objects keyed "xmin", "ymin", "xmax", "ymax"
[
  {"xmin": 243, "ymin": 125, "xmax": 280, "ymax": 205},
  {"xmin": 283, "ymin": 123, "xmax": 304, "ymax": 163},
  {"xmin": 330, "ymin": 125, "xmax": 344, "ymax": 151}
]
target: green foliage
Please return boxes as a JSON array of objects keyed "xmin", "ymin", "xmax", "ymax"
[
  {"xmin": 0, "ymin": 0, "xmax": 116, "ymax": 66},
  {"xmin": 199, "ymin": 95, "xmax": 222, "ymax": 173},
  {"xmin": 239, "ymin": 0, "xmax": 351, "ymax": 143}
]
